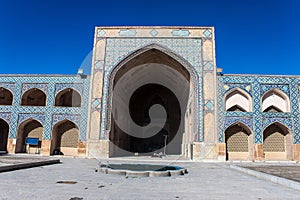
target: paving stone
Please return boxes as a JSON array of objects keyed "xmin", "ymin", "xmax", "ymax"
[{"xmin": 0, "ymin": 157, "xmax": 299, "ymax": 199}]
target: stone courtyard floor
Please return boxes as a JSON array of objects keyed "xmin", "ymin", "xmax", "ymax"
[
  {"xmin": 239, "ymin": 163, "xmax": 300, "ymax": 183},
  {"xmin": 0, "ymin": 156, "xmax": 300, "ymax": 199},
  {"xmin": 0, "ymin": 154, "xmax": 60, "ymax": 172}
]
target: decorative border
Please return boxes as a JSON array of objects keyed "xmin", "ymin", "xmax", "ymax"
[
  {"xmin": 18, "ymin": 113, "xmax": 45, "ymax": 125},
  {"xmin": 52, "ymin": 114, "xmax": 81, "ymax": 127},
  {"xmin": 0, "ymin": 112, "xmax": 11, "ymax": 124},
  {"xmin": 224, "ymin": 116, "xmax": 253, "ymax": 132},
  {"xmin": 22, "ymin": 83, "xmax": 48, "ymax": 95},
  {"xmin": 0, "ymin": 83, "xmax": 16, "ymax": 93},
  {"xmin": 262, "ymin": 117, "xmax": 292, "ymax": 130},
  {"xmin": 260, "ymin": 84, "xmax": 290, "ymax": 97},
  {"xmin": 54, "ymin": 83, "xmax": 83, "ymax": 95}
]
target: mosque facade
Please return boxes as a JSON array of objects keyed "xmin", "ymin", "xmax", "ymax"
[{"xmin": 0, "ymin": 26, "xmax": 299, "ymax": 161}]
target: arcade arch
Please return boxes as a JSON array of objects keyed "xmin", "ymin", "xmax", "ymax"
[
  {"xmin": 225, "ymin": 122, "xmax": 253, "ymax": 160},
  {"xmin": 15, "ymin": 119, "xmax": 43, "ymax": 153},
  {"xmin": 51, "ymin": 120, "xmax": 79, "ymax": 156},
  {"xmin": 21, "ymin": 88, "xmax": 46, "ymax": 106},
  {"xmin": 55, "ymin": 88, "xmax": 81, "ymax": 107}
]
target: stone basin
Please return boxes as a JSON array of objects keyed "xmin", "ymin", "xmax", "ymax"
[{"xmin": 97, "ymin": 163, "xmax": 188, "ymax": 177}]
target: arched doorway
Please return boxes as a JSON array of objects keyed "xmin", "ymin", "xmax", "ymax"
[
  {"xmin": 0, "ymin": 87, "xmax": 13, "ymax": 105},
  {"xmin": 108, "ymin": 47, "xmax": 196, "ymax": 157},
  {"xmin": 55, "ymin": 88, "xmax": 81, "ymax": 107},
  {"xmin": 51, "ymin": 120, "xmax": 79, "ymax": 156},
  {"xmin": 263, "ymin": 122, "xmax": 292, "ymax": 160},
  {"xmin": 0, "ymin": 119, "xmax": 9, "ymax": 152},
  {"xmin": 21, "ymin": 88, "xmax": 46, "ymax": 106},
  {"xmin": 15, "ymin": 119, "xmax": 43, "ymax": 153},
  {"xmin": 225, "ymin": 123, "xmax": 253, "ymax": 160}
]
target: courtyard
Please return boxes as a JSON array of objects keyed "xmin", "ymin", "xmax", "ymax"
[{"xmin": 0, "ymin": 156, "xmax": 299, "ymax": 199}]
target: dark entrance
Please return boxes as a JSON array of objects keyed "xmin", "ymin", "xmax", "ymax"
[
  {"xmin": 110, "ymin": 84, "xmax": 181, "ymax": 155},
  {"xmin": 0, "ymin": 119, "xmax": 9, "ymax": 152}
]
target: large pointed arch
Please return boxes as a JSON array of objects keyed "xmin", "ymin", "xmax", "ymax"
[
  {"xmin": 101, "ymin": 43, "xmax": 200, "ymax": 157},
  {"xmin": 224, "ymin": 88, "xmax": 252, "ymax": 112},
  {"xmin": 261, "ymin": 89, "xmax": 290, "ymax": 112}
]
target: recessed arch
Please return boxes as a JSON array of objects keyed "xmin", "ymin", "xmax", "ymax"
[
  {"xmin": 15, "ymin": 119, "xmax": 43, "ymax": 153},
  {"xmin": 262, "ymin": 89, "xmax": 290, "ymax": 112},
  {"xmin": 0, "ymin": 87, "xmax": 13, "ymax": 105},
  {"xmin": 224, "ymin": 88, "xmax": 252, "ymax": 112},
  {"xmin": 0, "ymin": 118, "xmax": 9, "ymax": 152},
  {"xmin": 55, "ymin": 88, "xmax": 81, "ymax": 107},
  {"xmin": 224, "ymin": 122, "xmax": 253, "ymax": 160},
  {"xmin": 263, "ymin": 122, "xmax": 292, "ymax": 160},
  {"xmin": 105, "ymin": 44, "xmax": 199, "ymax": 158},
  {"xmin": 50, "ymin": 119, "xmax": 79, "ymax": 156},
  {"xmin": 112, "ymin": 44, "xmax": 191, "ymax": 85},
  {"xmin": 105, "ymin": 43, "xmax": 200, "ymax": 128},
  {"xmin": 21, "ymin": 88, "xmax": 46, "ymax": 106}
]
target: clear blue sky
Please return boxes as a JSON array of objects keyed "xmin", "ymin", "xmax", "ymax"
[{"xmin": 0, "ymin": 0, "xmax": 299, "ymax": 75}]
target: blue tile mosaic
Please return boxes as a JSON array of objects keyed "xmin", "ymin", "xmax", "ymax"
[
  {"xmin": 150, "ymin": 29, "xmax": 158, "ymax": 37},
  {"xmin": 91, "ymin": 98, "xmax": 102, "ymax": 112},
  {"xmin": 94, "ymin": 60, "xmax": 104, "ymax": 71},
  {"xmin": 172, "ymin": 29, "xmax": 190, "ymax": 37},
  {"xmin": 54, "ymin": 83, "xmax": 83, "ymax": 95},
  {"xmin": 203, "ymin": 61, "xmax": 214, "ymax": 71},
  {"xmin": 118, "ymin": 29, "xmax": 137, "ymax": 37},
  {"xmin": 260, "ymin": 84, "xmax": 290, "ymax": 97},
  {"xmin": 18, "ymin": 113, "xmax": 45, "ymax": 125},
  {"xmin": 262, "ymin": 117, "xmax": 293, "ymax": 130},
  {"xmin": 0, "ymin": 112, "xmax": 11, "ymax": 124},
  {"xmin": 22, "ymin": 83, "xmax": 48, "ymax": 95},
  {"xmin": 218, "ymin": 75, "xmax": 300, "ymax": 144},
  {"xmin": 0, "ymin": 75, "xmax": 90, "ymax": 141},
  {"xmin": 97, "ymin": 29, "xmax": 106, "ymax": 37},
  {"xmin": 224, "ymin": 116, "xmax": 253, "ymax": 132},
  {"xmin": 0, "ymin": 83, "xmax": 16, "ymax": 93},
  {"xmin": 203, "ymin": 29, "xmax": 212, "ymax": 38},
  {"xmin": 204, "ymin": 100, "xmax": 214, "ymax": 111}
]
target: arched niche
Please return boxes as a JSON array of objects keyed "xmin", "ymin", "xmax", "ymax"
[
  {"xmin": 262, "ymin": 89, "xmax": 290, "ymax": 112},
  {"xmin": 0, "ymin": 87, "xmax": 13, "ymax": 105},
  {"xmin": 21, "ymin": 88, "xmax": 46, "ymax": 106},
  {"xmin": 55, "ymin": 88, "xmax": 81, "ymax": 107},
  {"xmin": 225, "ymin": 88, "xmax": 252, "ymax": 112}
]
